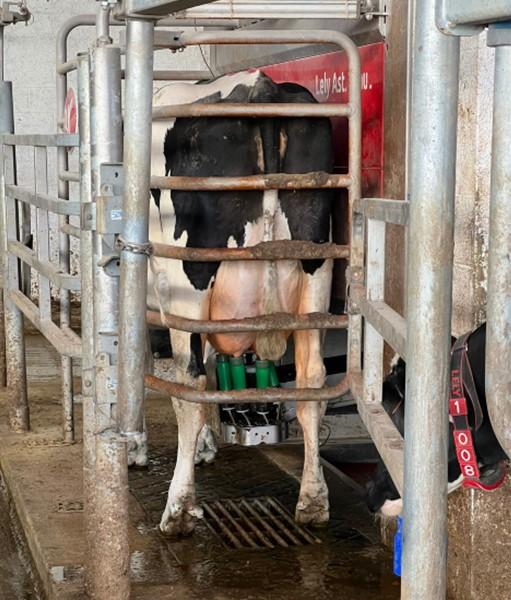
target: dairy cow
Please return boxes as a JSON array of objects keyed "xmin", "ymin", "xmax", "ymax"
[
  {"xmin": 365, "ymin": 323, "xmax": 508, "ymax": 517},
  {"xmin": 143, "ymin": 71, "xmax": 336, "ymax": 535}
]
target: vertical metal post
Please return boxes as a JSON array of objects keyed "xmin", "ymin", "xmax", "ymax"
[
  {"xmin": 363, "ymin": 219, "xmax": 385, "ymax": 404},
  {"xmin": 88, "ymin": 36, "xmax": 129, "ymax": 599},
  {"xmin": 485, "ymin": 30, "xmax": 511, "ymax": 461},
  {"xmin": 402, "ymin": 2, "xmax": 460, "ymax": 599},
  {"xmin": 0, "ymin": 25, "xmax": 5, "ymax": 388},
  {"xmin": 118, "ymin": 19, "xmax": 155, "ymax": 440},
  {"xmin": 346, "ymin": 33, "xmax": 363, "ymax": 374},
  {"xmin": 77, "ymin": 50, "xmax": 97, "ymax": 570},
  {"xmin": 92, "ymin": 431, "xmax": 130, "ymax": 600},
  {"xmin": 0, "ymin": 74, "xmax": 28, "ymax": 430},
  {"xmin": 0, "ymin": 74, "xmax": 11, "ymax": 388},
  {"xmin": 56, "ymin": 8, "xmax": 74, "ymax": 444}
]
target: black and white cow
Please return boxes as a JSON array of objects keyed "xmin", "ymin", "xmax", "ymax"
[
  {"xmin": 146, "ymin": 71, "xmax": 336, "ymax": 535},
  {"xmin": 365, "ymin": 323, "xmax": 508, "ymax": 516}
]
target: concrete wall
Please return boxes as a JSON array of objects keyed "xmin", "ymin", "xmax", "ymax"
[
  {"xmin": 452, "ymin": 34, "xmax": 494, "ymax": 336},
  {"xmin": 3, "ymin": 0, "xmax": 208, "ymax": 294}
]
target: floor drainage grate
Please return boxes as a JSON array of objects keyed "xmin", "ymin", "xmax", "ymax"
[{"xmin": 202, "ymin": 496, "xmax": 321, "ymax": 550}]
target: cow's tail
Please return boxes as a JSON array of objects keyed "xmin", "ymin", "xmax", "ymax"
[{"xmin": 254, "ymin": 189, "xmax": 288, "ymax": 362}]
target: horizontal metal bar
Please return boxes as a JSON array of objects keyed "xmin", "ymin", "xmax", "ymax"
[
  {"xmin": 355, "ymin": 198, "xmax": 409, "ymax": 226},
  {"xmin": 159, "ymin": 1, "xmax": 361, "ymax": 20},
  {"xmin": 151, "ymin": 172, "xmax": 352, "ymax": 191},
  {"xmin": 57, "ymin": 59, "xmax": 78, "ymax": 75},
  {"xmin": 437, "ymin": 0, "xmax": 511, "ymax": 35},
  {"xmin": 1, "ymin": 133, "xmax": 79, "ymax": 147},
  {"xmin": 7, "ymin": 290, "xmax": 81, "ymax": 358},
  {"xmin": 5, "ymin": 185, "xmax": 81, "ymax": 216},
  {"xmin": 8, "ymin": 241, "xmax": 80, "ymax": 291},
  {"xmin": 59, "ymin": 170, "xmax": 80, "ymax": 183},
  {"xmin": 145, "ymin": 371, "xmax": 351, "ymax": 403},
  {"xmin": 359, "ymin": 298, "xmax": 407, "ymax": 359},
  {"xmin": 147, "ymin": 309, "xmax": 348, "ymax": 334},
  {"xmin": 153, "ymin": 102, "xmax": 352, "ymax": 120},
  {"xmin": 152, "ymin": 240, "xmax": 349, "ymax": 262},
  {"xmin": 350, "ymin": 371, "xmax": 404, "ymax": 494},
  {"xmin": 60, "ymin": 223, "xmax": 81, "ymax": 238},
  {"xmin": 150, "ymin": 70, "xmax": 212, "ymax": 81}
]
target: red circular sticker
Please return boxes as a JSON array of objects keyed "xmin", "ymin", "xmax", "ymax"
[{"xmin": 64, "ymin": 88, "xmax": 77, "ymax": 134}]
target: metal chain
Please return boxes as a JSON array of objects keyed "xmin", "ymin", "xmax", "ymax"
[{"xmin": 115, "ymin": 235, "xmax": 153, "ymax": 257}]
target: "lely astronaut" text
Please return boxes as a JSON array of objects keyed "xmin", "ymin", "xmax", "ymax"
[{"xmin": 314, "ymin": 71, "xmax": 371, "ymax": 99}]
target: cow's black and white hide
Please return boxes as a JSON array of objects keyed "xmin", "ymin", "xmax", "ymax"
[
  {"xmin": 145, "ymin": 71, "xmax": 336, "ymax": 535},
  {"xmin": 365, "ymin": 323, "xmax": 508, "ymax": 517}
]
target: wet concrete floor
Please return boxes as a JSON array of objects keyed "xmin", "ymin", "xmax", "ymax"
[
  {"xmin": 0, "ymin": 474, "xmax": 43, "ymax": 599},
  {"xmin": 0, "ymin": 333, "xmax": 400, "ymax": 599}
]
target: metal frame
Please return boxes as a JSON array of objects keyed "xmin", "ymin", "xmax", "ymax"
[
  {"xmin": 116, "ymin": 0, "xmax": 362, "ymax": 19},
  {"xmin": 116, "ymin": 28, "xmax": 362, "ymax": 446},
  {"xmin": 1, "ymin": 2, "xmax": 507, "ymax": 599},
  {"xmin": 0, "ymin": 133, "xmax": 82, "ymax": 438}
]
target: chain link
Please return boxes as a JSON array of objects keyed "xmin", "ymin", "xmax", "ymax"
[{"xmin": 115, "ymin": 235, "xmax": 153, "ymax": 257}]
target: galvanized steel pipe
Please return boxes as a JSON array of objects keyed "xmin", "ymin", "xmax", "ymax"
[
  {"xmin": 152, "ymin": 240, "xmax": 350, "ymax": 261},
  {"xmin": 89, "ymin": 39, "xmax": 129, "ymax": 599},
  {"xmin": 402, "ymin": 2, "xmax": 460, "ymax": 598},
  {"xmin": 92, "ymin": 431, "xmax": 130, "ymax": 600},
  {"xmin": 485, "ymin": 41, "xmax": 511, "ymax": 461},
  {"xmin": 151, "ymin": 172, "xmax": 352, "ymax": 191},
  {"xmin": 0, "ymin": 79, "xmax": 14, "ymax": 388},
  {"xmin": 0, "ymin": 76, "xmax": 28, "ymax": 428},
  {"xmin": 118, "ymin": 19, "xmax": 155, "ymax": 438},
  {"xmin": 77, "ymin": 52, "xmax": 96, "ymax": 581},
  {"xmin": 146, "ymin": 372, "xmax": 351, "ymax": 404},
  {"xmin": 153, "ymin": 102, "xmax": 352, "ymax": 120},
  {"xmin": 147, "ymin": 309, "xmax": 349, "ymax": 334}
]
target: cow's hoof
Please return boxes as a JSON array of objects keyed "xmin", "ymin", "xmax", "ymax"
[
  {"xmin": 127, "ymin": 432, "xmax": 148, "ymax": 468},
  {"xmin": 295, "ymin": 482, "xmax": 330, "ymax": 527},
  {"xmin": 159, "ymin": 500, "xmax": 203, "ymax": 537},
  {"xmin": 195, "ymin": 424, "xmax": 217, "ymax": 465}
]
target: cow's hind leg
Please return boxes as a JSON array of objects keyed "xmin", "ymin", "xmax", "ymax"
[
  {"xmin": 294, "ymin": 260, "xmax": 332, "ymax": 527},
  {"xmin": 160, "ymin": 331, "xmax": 207, "ymax": 536}
]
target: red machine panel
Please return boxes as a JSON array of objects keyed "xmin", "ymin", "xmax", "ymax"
[{"xmin": 257, "ymin": 42, "xmax": 385, "ymax": 196}]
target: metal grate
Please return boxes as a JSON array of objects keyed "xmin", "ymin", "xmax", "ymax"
[{"xmin": 202, "ymin": 496, "xmax": 321, "ymax": 550}]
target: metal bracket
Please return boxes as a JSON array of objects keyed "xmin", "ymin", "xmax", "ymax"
[
  {"xmin": 346, "ymin": 265, "xmax": 365, "ymax": 286},
  {"xmin": 96, "ymin": 351, "xmax": 118, "ymax": 406},
  {"xmin": 82, "ymin": 368, "xmax": 95, "ymax": 394},
  {"xmin": 361, "ymin": 0, "xmax": 389, "ymax": 38},
  {"xmin": 97, "ymin": 333, "xmax": 119, "ymax": 357},
  {"xmin": 436, "ymin": 0, "xmax": 511, "ymax": 37},
  {"xmin": 0, "ymin": 1, "xmax": 31, "ymax": 26},
  {"xmin": 487, "ymin": 22, "xmax": 511, "ymax": 48},
  {"xmin": 97, "ymin": 189, "xmax": 123, "ymax": 235},
  {"xmin": 97, "ymin": 253, "xmax": 121, "ymax": 277},
  {"xmin": 81, "ymin": 203, "xmax": 96, "ymax": 231},
  {"xmin": 96, "ymin": 163, "xmax": 124, "ymax": 236},
  {"xmin": 153, "ymin": 30, "xmax": 185, "ymax": 51}
]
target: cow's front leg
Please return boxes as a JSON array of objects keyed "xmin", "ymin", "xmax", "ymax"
[
  {"xmin": 160, "ymin": 330, "xmax": 207, "ymax": 536},
  {"xmin": 294, "ymin": 328, "xmax": 329, "ymax": 527},
  {"xmin": 161, "ymin": 394, "xmax": 206, "ymax": 536}
]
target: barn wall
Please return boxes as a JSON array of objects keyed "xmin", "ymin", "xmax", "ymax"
[{"xmin": 3, "ymin": 0, "xmax": 208, "ymax": 297}]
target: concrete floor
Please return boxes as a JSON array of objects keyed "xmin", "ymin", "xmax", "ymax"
[{"xmin": 0, "ymin": 334, "xmax": 400, "ymax": 599}]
